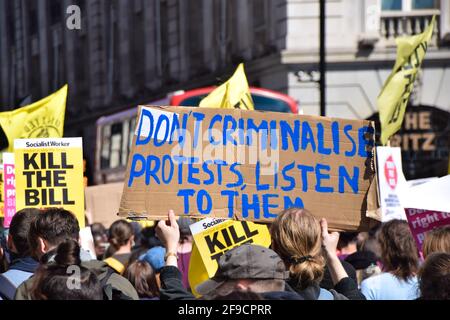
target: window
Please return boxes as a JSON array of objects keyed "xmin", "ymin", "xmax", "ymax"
[
  {"xmin": 382, "ymin": 0, "xmax": 402, "ymax": 10},
  {"xmin": 187, "ymin": 0, "xmax": 204, "ymax": 75},
  {"xmin": 252, "ymin": 0, "xmax": 270, "ymax": 58},
  {"xmin": 28, "ymin": 4, "xmax": 38, "ymax": 37},
  {"xmin": 412, "ymin": 0, "xmax": 439, "ymax": 9},
  {"xmin": 109, "ymin": 123, "xmax": 122, "ymax": 169},
  {"xmin": 157, "ymin": 0, "xmax": 170, "ymax": 80},
  {"xmin": 131, "ymin": 4, "xmax": 145, "ymax": 90},
  {"xmin": 49, "ymin": 0, "xmax": 62, "ymax": 25},
  {"xmin": 382, "ymin": 0, "xmax": 439, "ymax": 11},
  {"xmin": 379, "ymin": 0, "xmax": 440, "ymax": 42},
  {"xmin": 100, "ymin": 118, "xmax": 136, "ymax": 170}
]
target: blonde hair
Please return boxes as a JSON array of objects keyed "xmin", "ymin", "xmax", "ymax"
[
  {"xmin": 270, "ymin": 208, "xmax": 325, "ymax": 290},
  {"xmin": 422, "ymin": 226, "xmax": 450, "ymax": 258}
]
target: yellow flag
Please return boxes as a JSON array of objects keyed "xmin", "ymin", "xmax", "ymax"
[
  {"xmin": 378, "ymin": 17, "xmax": 435, "ymax": 145},
  {"xmin": 199, "ymin": 63, "xmax": 254, "ymax": 110},
  {"xmin": 0, "ymin": 85, "xmax": 68, "ymax": 152}
]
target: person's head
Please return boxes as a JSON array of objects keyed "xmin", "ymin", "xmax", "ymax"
[
  {"xmin": 91, "ymin": 222, "xmax": 107, "ymax": 238},
  {"xmin": 139, "ymin": 246, "xmax": 166, "ymax": 273},
  {"xmin": 129, "ymin": 222, "xmax": 143, "ymax": 247},
  {"xmin": 378, "ymin": 219, "xmax": 419, "ymax": 280},
  {"xmin": 177, "ymin": 217, "xmax": 194, "ymax": 244},
  {"xmin": 196, "ymin": 244, "xmax": 288, "ymax": 299},
  {"xmin": 270, "ymin": 208, "xmax": 325, "ymax": 290},
  {"xmin": 90, "ymin": 223, "xmax": 108, "ymax": 259},
  {"xmin": 356, "ymin": 232, "xmax": 369, "ymax": 251},
  {"xmin": 358, "ymin": 224, "xmax": 382, "ymax": 260},
  {"xmin": 7, "ymin": 208, "xmax": 40, "ymax": 258},
  {"xmin": 0, "ymin": 242, "xmax": 7, "ymax": 273},
  {"xmin": 422, "ymin": 226, "xmax": 450, "ymax": 259},
  {"xmin": 28, "ymin": 208, "xmax": 80, "ymax": 261},
  {"xmin": 108, "ymin": 220, "xmax": 134, "ymax": 253},
  {"xmin": 213, "ymin": 290, "xmax": 265, "ymax": 300},
  {"xmin": 337, "ymin": 232, "xmax": 358, "ymax": 255},
  {"xmin": 360, "ymin": 236, "xmax": 382, "ymax": 261},
  {"xmin": 123, "ymin": 260, "xmax": 159, "ymax": 299},
  {"xmin": 140, "ymin": 226, "xmax": 163, "ymax": 249},
  {"xmin": 419, "ymin": 252, "xmax": 450, "ymax": 300},
  {"xmin": 31, "ymin": 239, "xmax": 103, "ymax": 300}
]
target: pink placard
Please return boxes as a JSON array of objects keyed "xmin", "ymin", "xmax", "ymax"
[
  {"xmin": 404, "ymin": 208, "xmax": 450, "ymax": 254},
  {"xmin": 3, "ymin": 163, "xmax": 16, "ymax": 228}
]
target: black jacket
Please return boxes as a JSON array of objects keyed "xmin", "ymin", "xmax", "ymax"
[{"xmin": 287, "ymin": 276, "xmax": 365, "ymax": 300}]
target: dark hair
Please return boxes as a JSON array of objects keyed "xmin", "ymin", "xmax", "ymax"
[
  {"xmin": 337, "ymin": 232, "xmax": 358, "ymax": 250},
  {"xmin": 123, "ymin": 260, "xmax": 159, "ymax": 299},
  {"xmin": 31, "ymin": 239, "xmax": 103, "ymax": 300},
  {"xmin": 108, "ymin": 220, "xmax": 134, "ymax": 251},
  {"xmin": 178, "ymin": 217, "xmax": 194, "ymax": 242},
  {"xmin": 0, "ymin": 246, "xmax": 8, "ymax": 273},
  {"xmin": 28, "ymin": 208, "xmax": 80, "ymax": 259},
  {"xmin": 129, "ymin": 247, "xmax": 148, "ymax": 264},
  {"xmin": 419, "ymin": 253, "xmax": 450, "ymax": 300},
  {"xmin": 90, "ymin": 223, "xmax": 107, "ymax": 238},
  {"xmin": 140, "ymin": 226, "xmax": 163, "ymax": 249},
  {"xmin": 378, "ymin": 220, "xmax": 419, "ymax": 280},
  {"xmin": 9, "ymin": 208, "xmax": 40, "ymax": 257}
]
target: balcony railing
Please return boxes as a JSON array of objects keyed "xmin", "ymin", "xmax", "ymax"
[{"xmin": 380, "ymin": 9, "xmax": 440, "ymax": 46}]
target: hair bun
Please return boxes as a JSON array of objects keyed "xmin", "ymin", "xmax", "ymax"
[{"xmin": 54, "ymin": 239, "xmax": 81, "ymax": 266}]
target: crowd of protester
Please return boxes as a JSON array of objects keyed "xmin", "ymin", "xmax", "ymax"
[{"xmin": 0, "ymin": 207, "xmax": 449, "ymax": 300}]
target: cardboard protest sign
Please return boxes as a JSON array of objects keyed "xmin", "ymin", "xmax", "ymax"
[
  {"xmin": 404, "ymin": 208, "xmax": 450, "ymax": 254},
  {"xmin": 119, "ymin": 106, "xmax": 379, "ymax": 231},
  {"xmin": 14, "ymin": 138, "xmax": 85, "ymax": 228},
  {"xmin": 3, "ymin": 153, "xmax": 15, "ymax": 228},
  {"xmin": 376, "ymin": 146, "xmax": 408, "ymax": 221},
  {"xmin": 85, "ymin": 182, "xmax": 124, "ymax": 228},
  {"xmin": 190, "ymin": 217, "xmax": 271, "ymax": 278}
]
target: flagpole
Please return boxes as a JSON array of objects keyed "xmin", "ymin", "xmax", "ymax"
[{"xmin": 319, "ymin": 0, "xmax": 326, "ymax": 117}]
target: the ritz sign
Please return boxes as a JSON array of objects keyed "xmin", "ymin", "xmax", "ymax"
[{"xmin": 66, "ymin": 5, "xmax": 82, "ymax": 30}]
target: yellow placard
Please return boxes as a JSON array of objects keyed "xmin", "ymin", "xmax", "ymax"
[
  {"xmin": 199, "ymin": 63, "xmax": 254, "ymax": 110},
  {"xmin": 14, "ymin": 138, "xmax": 85, "ymax": 228},
  {"xmin": 190, "ymin": 218, "xmax": 271, "ymax": 279},
  {"xmin": 188, "ymin": 243, "xmax": 210, "ymax": 298},
  {"xmin": 0, "ymin": 85, "xmax": 67, "ymax": 152},
  {"xmin": 378, "ymin": 17, "xmax": 435, "ymax": 145}
]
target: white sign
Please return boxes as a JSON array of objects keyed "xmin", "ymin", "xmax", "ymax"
[
  {"xmin": 376, "ymin": 146, "xmax": 408, "ymax": 221},
  {"xmin": 403, "ymin": 175, "xmax": 450, "ymax": 212},
  {"xmin": 189, "ymin": 217, "xmax": 228, "ymax": 236}
]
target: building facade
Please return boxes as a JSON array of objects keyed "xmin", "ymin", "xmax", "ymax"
[{"xmin": 0, "ymin": 0, "xmax": 449, "ymax": 181}]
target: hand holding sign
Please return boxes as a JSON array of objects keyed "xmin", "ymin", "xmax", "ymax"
[
  {"xmin": 320, "ymin": 218, "xmax": 340, "ymax": 259},
  {"xmin": 320, "ymin": 218, "xmax": 348, "ymax": 286},
  {"xmin": 156, "ymin": 210, "xmax": 180, "ymax": 254}
]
